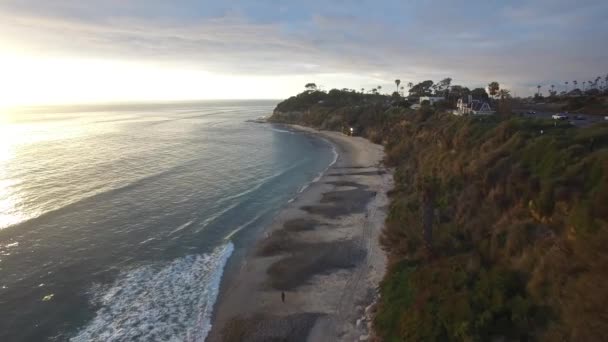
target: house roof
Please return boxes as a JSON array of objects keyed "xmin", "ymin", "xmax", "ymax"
[{"xmin": 472, "ymin": 101, "xmax": 492, "ymax": 111}]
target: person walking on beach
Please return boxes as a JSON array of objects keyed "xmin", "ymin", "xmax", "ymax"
[{"xmin": 281, "ymin": 291, "xmax": 285, "ymax": 303}]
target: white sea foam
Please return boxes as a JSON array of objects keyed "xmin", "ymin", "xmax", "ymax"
[
  {"xmin": 71, "ymin": 243, "xmax": 234, "ymax": 342},
  {"xmin": 288, "ymin": 136, "xmax": 339, "ymax": 202},
  {"xmin": 223, "ymin": 209, "xmax": 269, "ymax": 241},
  {"xmin": 218, "ymin": 161, "xmax": 304, "ymax": 204},
  {"xmin": 168, "ymin": 220, "xmax": 195, "ymax": 236},
  {"xmin": 328, "ymin": 143, "xmax": 339, "ymax": 168},
  {"xmin": 270, "ymin": 128, "xmax": 294, "ymax": 134},
  {"xmin": 312, "ymin": 140, "xmax": 339, "ymax": 184}
]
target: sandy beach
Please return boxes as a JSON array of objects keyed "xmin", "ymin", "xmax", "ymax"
[{"xmin": 208, "ymin": 125, "xmax": 393, "ymax": 342}]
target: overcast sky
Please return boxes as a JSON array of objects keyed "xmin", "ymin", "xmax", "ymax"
[{"xmin": 0, "ymin": 0, "xmax": 607, "ymax": 105}]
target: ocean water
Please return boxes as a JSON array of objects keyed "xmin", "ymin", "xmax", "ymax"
[{"xmin": 0, "ymin": 100, "xmax": 336, "ymax": 341}]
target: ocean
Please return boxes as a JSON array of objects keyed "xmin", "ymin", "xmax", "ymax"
[{"xmin": 0, "ymin": 100, "xmax": 337, "ymax": 341}]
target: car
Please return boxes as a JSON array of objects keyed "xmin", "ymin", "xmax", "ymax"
[
  {"xmin": 573, "ymin": 115, "xmax": 585, "ymax": 120},
  {"xmin": 604, "ymin": 116, "xmax": 608, "ymax": 121},
  {"xmin": 527, "ymin": 111, "xmax": 536, "ymax": 115},
  {"xmin": 552, "ymin": 113, "xmax": 568, "ymax": 120}
]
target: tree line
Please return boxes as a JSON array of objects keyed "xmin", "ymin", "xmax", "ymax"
[{"xmin": 304, "ymin": 78, "xmax": 511, "ymax": 104}]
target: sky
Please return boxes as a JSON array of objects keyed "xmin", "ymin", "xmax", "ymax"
[{"xmin": 0, "ymin": 0, "xmax": 607, "ymax": 106}]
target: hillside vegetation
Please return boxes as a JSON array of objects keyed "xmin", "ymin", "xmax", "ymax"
[{"xmin": 270, "ymin": 89, "xmax": 608, "ymax": 341}]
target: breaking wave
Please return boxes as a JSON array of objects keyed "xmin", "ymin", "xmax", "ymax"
[{"xmin": 71, "ymin": 243, "xmax": 234, "ymax": 342}]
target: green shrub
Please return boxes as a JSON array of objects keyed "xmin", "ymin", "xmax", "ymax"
[{"xmin": 271, "ymin": 92, "xmax": 608, "ymax": 342}]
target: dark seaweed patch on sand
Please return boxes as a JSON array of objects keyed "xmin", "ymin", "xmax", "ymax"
[
  {"xmin": 283, "ymin": 218, "xmax": 322, "ymax": 232},
  {"xmin": 222, "ymin": 313, "xmax": 323, "ymax": 342},
  {"xmin": 324, "ymin": 180, "xmax": 364, "ymax": 188},
  {"xmin": 257, "ymin": 229, "xmax": 303, "ymax": 257},
  {"xmin": 301, "ymin": 188, "xmax": 375, "ymax": 218},
  {"xmin": 267, "ymin": 240, "xmax": 366, "ymax": 290},
  {"xmin": 328, "ymin": 170, "xmax": 386, "ymax": 176},
  {"xmin": 333, "ymin": 166, "xmax": 375, "ymax": 169}
]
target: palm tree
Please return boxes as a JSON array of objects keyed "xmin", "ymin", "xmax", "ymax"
[
  {"xmin": 395, "ymin": 79, "xmax": 401, "ymax": 93},
  {"xmin": 377, "ymin": 85, "xmax": 382, "ymax": 94},
  {"xmin": 551, "ymin": 84, "xmax": 555, "ymax": 96},
  {"xmin": 400, "ymin": 86, "xmax": 405, "ymax": 96},
  {"xmin": 573, "ymin": 80, "xmax": 578, "ymax": 90},
  {"xmin": 596, "ymin": 77, "xmax": 601, "ymax": 89},
  {"xmin": 565, "ymin": 81, "xmax": 569, "ymax": 92},
  {"xmin": 537, "ymin": 84, "xmax": 541, "ymax": 96},
  {"xmin": 582, "ymin": 81, "xmax": 586, "ymax": 91},
  {"xmin": 361, "ymin": 88, "xmax": 365, "ymax": 94}
]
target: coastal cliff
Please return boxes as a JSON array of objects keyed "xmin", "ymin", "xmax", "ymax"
[{"xmin": 269, "ymin": 89, "xmax": 608, "ymax": 341}]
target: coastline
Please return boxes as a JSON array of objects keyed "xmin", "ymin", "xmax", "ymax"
[{"xmin": 208, "ymin": 125, "xmax": 393, "ymax": 341}]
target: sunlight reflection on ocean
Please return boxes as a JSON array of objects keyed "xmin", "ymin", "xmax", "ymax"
[{"xmin": 0, "ymin": 101, "xmax": 335, "ymax": 341}]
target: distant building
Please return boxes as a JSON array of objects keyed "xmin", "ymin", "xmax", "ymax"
[
  {"xmin": 419, "ymin": 96, "xmax": 445, "ymax": 105},
  {"xmin": 453, "ymin": 95, "xmax": 495, "ymax": 115}
]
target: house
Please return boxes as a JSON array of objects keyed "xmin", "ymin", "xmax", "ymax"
[
  {"xmin": 453, "ymin": 95, "xmax": 495, "ymax": 115},
  {"xmin": 419, "ymin": 96, "xmax": 445, "ymax": 105}
]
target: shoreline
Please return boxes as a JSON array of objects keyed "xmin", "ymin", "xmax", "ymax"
[{"xmin": 208, "ymin": 125, "xmax": 393, "ymax": 341}]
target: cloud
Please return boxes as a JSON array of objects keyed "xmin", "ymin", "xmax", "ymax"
[{"xmin": 0, "ymin": 0, "xmax": 607, "ymax": 96}]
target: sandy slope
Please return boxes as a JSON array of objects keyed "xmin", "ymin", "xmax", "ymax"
[{"xmin": 208, "ymin": 126, "xmax": 393, "ymax": 342}]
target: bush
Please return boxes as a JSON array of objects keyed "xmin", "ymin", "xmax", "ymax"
[{"xmin": 271, "ymin": 91, "xmax": 608, "ymax": 341}]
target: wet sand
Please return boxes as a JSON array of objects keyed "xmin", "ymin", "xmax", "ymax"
[{"xmin": 208, "ymin": 126, "xmax": 393, "ymax": 342}]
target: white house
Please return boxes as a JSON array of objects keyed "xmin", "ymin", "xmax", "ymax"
[
  {"xmin": 419, "ymin": 96, "xmax": 445, "ymax": 105},
  {"xmin": 453, "ymin": 96, "xmax": 495, "ymax": 115}
]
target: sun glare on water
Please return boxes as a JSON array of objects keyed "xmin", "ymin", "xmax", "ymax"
[{"xmin": 0, "ymin": 121, "xmax": 23, "ymax": 229}]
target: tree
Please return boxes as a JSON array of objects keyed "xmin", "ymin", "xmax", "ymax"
[
  {"xmin": 488, "ymin": 81, "xmax": 500, "ymax": 98},
  {"xmin": 400, "ymin": 86, "xmax": 405, "ymax": 96},
  {"xmin": 361, "ymin": 88, "xmax": 365, "ymax": 93},
  {"xmin": 377, "ymin": 85, "xmax": 382, "ymax": 93},
  {"xmin": 409, "ymin": 80, "xmax": 434, "ymax": 97},
  {"xmin": 565, "ymin": 81, "xmax": 569, "ymax": 92},
  {"xmin": 471, "ymin": 87, "xmax": 489, "ymax": 101},
  {"xmin": 498, "ymin": 89, "xmax": 511, "ymax": 99},
  {"xmin": 449, "ymin": 85, "xmax": 471, "ymax": 102},
  {"xmin": 537, "ymin": 85, "xmax": 542, "ymax": 96},
  {"xmin": 550, "ymin": 85, "xmax": 556, "ymax": 97},
  {"xmin": 305, "ymin": 83, "xmax": 317, "ymax": 92},
  {"xmin": 395, "ymin": 79, "xmax": 401, "ymax": 93},
  {"xmin": 497, "ymin": 89, "xmax": 512, "ymax": 116},
  {"xmin": 573, "ymin": 80, "xmax": 578, "ymax": 90},
  {"xmin": 434, "ymin": 78, "xmax": 452, "ymax": 97}
]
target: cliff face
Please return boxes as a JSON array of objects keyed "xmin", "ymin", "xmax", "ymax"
[
  {"xmin": 270, "ymin": 91, "xmax": 608, "ymax": 341},
  {"xmin": 270, "ymin": 109, "xmax": 306, "ymax": 123}
]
